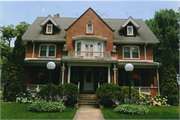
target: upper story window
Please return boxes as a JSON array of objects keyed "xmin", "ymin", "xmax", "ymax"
[
  {"xmin": 77, "ymin": 42, "xmax": 81, "ymax": 55},
  {"xmin": 127, "ymin": 25, "xmax": 133, "ymax": 35},
  {"xmin": 39, "ymin": 44, "xmax": 56, "ymax": 57},
  {"xmin": 87, "ymin": 23, "xmax": 93, "ymax": 33},
  {"xmin": 123, "ymin": 46, "xmax": 140, "ymax": 59},
  {"xmin": 46, "ymin": 24, "xmax": 53, "ymax": 34}
]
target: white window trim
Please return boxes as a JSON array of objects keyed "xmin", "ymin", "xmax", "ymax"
[
  {"xmin": 86, "ymin": 23, "xmax": 93, "ymax": 33},
  {"xmin": 39, "ymin": 44, "xmax": 56, "ymax": 57},
  {"xmin": 127, "ymin": 25, "xmax": 133, "ymax": 35},
  {"xmin": 122, "ymin": 45, "xmax": 140, "ymax": 59},
  {"xmin": 46, "ymin": 24, "xmax": 53, "ymax": 34}
]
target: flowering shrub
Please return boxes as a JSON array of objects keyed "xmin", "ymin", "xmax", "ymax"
[
  {"xmin": 28, "ymin": 101, "xmax": 66, "ymax": 112},
  {"xmin": 131, "ymin": 74, "xmax": 141, "ymax": 80},
  {"xmin": 38, "ymin": 72, "xmax": 46, "ymax": 79},
  {"xmin": 77, "ymin": 99, "xmax": 81, "ymax": 102},
  {"xmin": 16, "ymin": 89, "xmax": 38, "ymax": 103},
  {"xmin": 139, "ymin": 92, "xmax": 170, "ymax": 106},
  {"xmin": 114, "ymin": 104, "xmax": 149, "ymax": 115}
]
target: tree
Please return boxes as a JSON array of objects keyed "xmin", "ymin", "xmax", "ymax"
[
  {"xmin": 145, "ymin": 9, "xmax": 179, "ymax": 71},
  {"xmin": 0, "ymin": 24, "xmax": 17, "ymax": 47},
  {"xmin": 160, "ymin": 40, "xmax": 179, "ymax": 105},
  {"xmin": 15, "ymin": 21, "xmax": 30, "ymax": 36},
  {"xmin": 3, "ymin": 35, "xmax": 26, "ymax": 101},
  {"xmin": 0, "ymin": 21, "xmax": 30, "ymax": 84}
]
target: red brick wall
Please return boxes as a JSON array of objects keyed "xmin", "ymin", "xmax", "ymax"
[
  {"xmin": 150, "ymin": 87, "xmax": 158, "ymax": 97},
  {"xmin": 65, "ymin": 9, "xmax": 114, "ymax": 51},
  {"xmin": 114, "ymin": 44, "xmax": 153, "ymax": 60},
  {"xmin": 25, "ymin": 42, "xmax": 33, "ymax": 58},
  {"xmin": 25, "ymin": 42, "xmax": 63, "ymax": 59}
]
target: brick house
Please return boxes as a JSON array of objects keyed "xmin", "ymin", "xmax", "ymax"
[{"xmin": 22, "ymin": 8, "xmax": 160, "ymax": 97}]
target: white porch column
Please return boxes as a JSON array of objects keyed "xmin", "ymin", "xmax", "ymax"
[
  {"xmin": 157, "ymin": 67, "xmax": 160, "ymax": 94},
  {"xmin": 68, "ymin": 65, "xmax": 71, "ymax": 83},
  {"xmin": 113, "ymin": 63, "xmax": 117, "ymax": 84},
  {"xmin": 61, "ymin": 62, "xmax": 65, "ymax": 84},
  {"xmin": 108, "ymin": 66, "xmax": 111, "ymax": 83}
]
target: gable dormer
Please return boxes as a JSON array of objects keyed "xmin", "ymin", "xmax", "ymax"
[
  {"xmin": 119, "ymin": 16, "xmax": 140, "ymax": 37},
  {"xmin": 39, "ymin": 15, "xmax": 60, "ymax": 35}
]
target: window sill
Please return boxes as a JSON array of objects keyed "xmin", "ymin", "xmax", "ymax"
[
  {"xmin": 123, "ymin": 58, "xmax": 140, "ymax": 60},
  {"xmin": 86, "ymin": 33, "xmax": 94, "ymax": 35},
  {"xmin": 38, "ymin": 56, "xmax": 56, "ymax": 58}
]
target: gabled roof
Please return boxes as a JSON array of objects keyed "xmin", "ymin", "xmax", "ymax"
[
  {"xmin": 119, "ymin": 16, "xmax": 140, "ymax": 30},
  {"xmin": 65, "ymin": 7, "xmax": 115, "ymax": 32},
  {"xmin": 39, "ymin": 15, "xmax": 60, "ymax": 29}
]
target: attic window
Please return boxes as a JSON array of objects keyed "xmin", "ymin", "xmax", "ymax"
[
  {"xmin": 46, "ymin": 24, "xmax": 53, "ymax": 34},
  {"xmin": 127, "ymin": 25, "xmax": 133, "ymax": 35},
  {"xmin": 87, "ymin": 23, "xmax": 93, "ymax": 33}
]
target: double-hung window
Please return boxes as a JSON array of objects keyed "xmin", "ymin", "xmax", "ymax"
[
  {"xmin": 39, "ymin": 44, "xmax": 56, "ymax": 57},
  {"xmin": 87, "ymin": 23, "xmax": 93, "ymax": 33},
  {"xmin": 77, "ymin": 42, "xmax": 81, "ymax": 55},
  {"xmin": 46, "ymin": 24, "xmax": 53, "ymax": 34},
  {"xmin": 123, "ymin": 46, "xmax": 139, "ymax": 59},
  {"xmin": 127, "ymin": 25, "xmax": 133, "ymax": 35}
]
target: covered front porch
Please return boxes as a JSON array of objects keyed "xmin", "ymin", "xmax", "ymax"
[{"xmin": 118, "ymin": 61, "xmax": 161, "ymax": 97}]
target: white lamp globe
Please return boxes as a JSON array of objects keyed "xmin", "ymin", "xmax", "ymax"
[
  {"xmin": 47, "ymin": 61, "xmax": 56, "ymax": 70},
  {"xmin": 124, "ymin": 63, "xmax": 134, "ymax": 71}
]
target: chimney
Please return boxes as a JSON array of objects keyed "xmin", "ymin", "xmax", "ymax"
[{"xmin": 54, "ymin": 14, "xmax": 59, "ymax": 18}]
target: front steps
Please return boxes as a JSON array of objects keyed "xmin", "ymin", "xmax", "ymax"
[{"xmin": 78, "ymin": 94, "xmax": 99, "ymax": 108}]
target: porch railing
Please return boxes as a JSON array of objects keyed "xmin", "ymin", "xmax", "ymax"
[
  {"xmin": 27, "ymin": 84, "xmax": 46, "ymax": 94},
  {"xmin": 68, "ymin": 51, "xmax": 115, "ymax": 60},
  {"xmin": 132, "ymin": 87, "xmax": 151, "ymax": 95}
]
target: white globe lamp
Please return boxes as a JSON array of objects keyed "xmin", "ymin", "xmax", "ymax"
[
  {"xmin": 47, "ymin": 61, "xmax": 56, "ymax": 70},
  {"xmin": 125, "ymin": 63, "xmax": 134, "ymax": 71}
]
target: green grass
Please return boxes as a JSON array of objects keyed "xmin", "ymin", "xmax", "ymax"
[
  {"xmin": 101, "ymin": 106, "xmax": 179, "ymax": 119},
  {"xmin": 1, "ymin": 102, "xmax": 78, "ymax": 119}
]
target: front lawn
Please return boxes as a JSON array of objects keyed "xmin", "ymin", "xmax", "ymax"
[
  {"xmin": 1, "ymin": 102, "xmax": 77, "ymax": 119},
  {"xmin": 101, "ymin": 106, "xmax": 179, "ymax": 119}
]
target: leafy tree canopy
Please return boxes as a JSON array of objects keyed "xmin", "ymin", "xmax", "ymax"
[{"xmin": 145, "ymin": 8, "xmax": 179, "ymax": 71}]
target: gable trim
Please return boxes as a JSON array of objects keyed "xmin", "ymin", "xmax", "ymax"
[
  {"xmin": 39, "ymin": 15, "xmax": 60, "ymax": 29},
  {"xmin": 65, "ymin": 7, "xmax": 115, "ymax": 32},
  {"xmin": 119, "ymin": 16, "xmax": 140, "ymax": 30}
]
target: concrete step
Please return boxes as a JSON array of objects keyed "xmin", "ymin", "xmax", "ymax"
[
  {"xmin": 79, "ymin": 102, "xmax": 98, "ymax": 105},
  {"xmin": 79, "ymin": 101, "xmax": 97, "ymax": 104}
]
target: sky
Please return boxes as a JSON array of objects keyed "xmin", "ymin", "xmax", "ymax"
[{"xmin": 0, "ymin": 0, "xmax": 179, "ymax": 47}]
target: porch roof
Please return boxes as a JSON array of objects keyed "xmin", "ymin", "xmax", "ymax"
[
  {"xmin": 118, "ymin": 61, "xmax": 162, "ymax": 68},
  {"xmin": 24, "ymin": 58, "xmax": 61, "ymax": 66}
]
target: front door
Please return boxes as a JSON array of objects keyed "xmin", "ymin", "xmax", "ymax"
[{"xmin": 84, "ymin": 68, "xmax": 94, "ymax": 90}]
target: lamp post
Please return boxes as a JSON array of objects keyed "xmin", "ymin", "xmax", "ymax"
[
  {"xmin": 47, "ymin": 61, "xmax": 56, "ymax": 102},
  {"xmin": 124, "ymin": 63, "xmax": 134, "ymax": 105}
]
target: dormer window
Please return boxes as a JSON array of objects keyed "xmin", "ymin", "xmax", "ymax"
[
  {"xmin": 87, "ymin": 23, "xmax": 93, "ymax": 33},
  {"xmin": 127, "ymin": 25, "xmax": 133, "ymax": 35},
  {"xmin": 46, "ymin": 24, "xmax": 53, "ymax": 34}
]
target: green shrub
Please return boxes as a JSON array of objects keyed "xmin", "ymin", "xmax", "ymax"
[
  {"xmin": 0, "ymin": 91, "xmax": 3, "ymax": 100},
  {"xmin": 60, "ymin": 83, "xmax": 79, "ymax": 106},
  {"xmin": 120, "ymin": 87, "xmax": 140, "ymax": 104},
  {"xmin": 16, "ymin": 89, "xmax": 38, "ymax": 103},
  {"xmin": 28, "ymin": 101, "xmax": 66, "ymax": 112},
  {"xmin": 96, "ymin": 83, "xmax": 122, "ymax": 107},
  {"xmin": 38, "ymin": 83, "xmax": 61, "ymax": 101},
  {"xmin": 114, "ymin": 104, "xmax": 149, "ymax": 115}
]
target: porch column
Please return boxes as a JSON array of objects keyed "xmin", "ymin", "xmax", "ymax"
[
  {"xmin": 157, "ymin": 68, "xmax": 160, "ymax": 94},
  {"xmin": 108, "ymin": 66, "xmax": 111, "ymax": 83},
  {"xmin": 61, "ymin": 62, "xmax": 65, "ymax": 84},
  {"xmin": 67, "ymin": 65, "xmax": 71, "ymax": 83},
  {"xmin": 113, "ymin": 63, "xmax": 117, "ymax": 84}
]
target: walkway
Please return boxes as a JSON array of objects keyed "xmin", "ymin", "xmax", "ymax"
[{"xmin": 73, "ymin": 106, "xmax": 105, "ymax": 120}]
